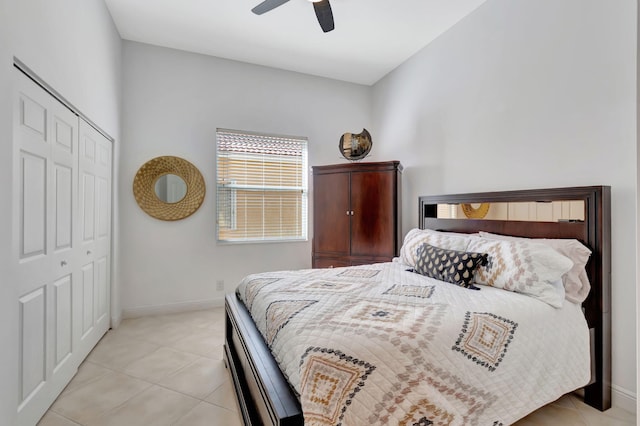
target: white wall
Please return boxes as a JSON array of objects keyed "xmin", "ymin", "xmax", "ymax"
[
  {"xmin": 11, "ymin": 0, "xmax": 121, "ymax": 135},
  {"xmin": 119, "ymin": 41, "xmax": 371, "ymax": 315},
  {"xmin": 637, "ymin": 2, "xmax": 640, "ymax": 417},
  {"xmin": 0, "ymin": 0, "xmax": 121, "ymax": 423},
  {"xmin": 372, "ymin": 0, "xmax": 637, "ymax": 410},
  {"xmin": 0, "ymin": 0, "xmax": 17, "ymax": 421}
]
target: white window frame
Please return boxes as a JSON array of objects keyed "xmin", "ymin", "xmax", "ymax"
[
  {"xmin": 219, "ymin": 178, "xmax": 237, "ymax": 231},
  {"xmin": 216, "ymin": 128, "xmax": 308, "ymax": 243}
]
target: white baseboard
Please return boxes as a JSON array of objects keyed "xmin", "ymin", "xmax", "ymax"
[
  {"xmin": 612, "ymin": 385, "xmax": 637, "ymax": 414},
  {"xmin": 121, "ymin": 297, "xmax": 225, "ymax": 319}
]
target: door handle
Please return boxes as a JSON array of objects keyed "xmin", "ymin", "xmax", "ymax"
[
  {"xmin": 87, "ymin": 250, "xmax": 92, "ymax": 255},
  {"xmin": 61, "ymin": 260, "xmax": 67, "ymax": 266}
]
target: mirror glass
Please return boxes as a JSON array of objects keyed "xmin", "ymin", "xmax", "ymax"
[
  {"xmin": 431, "ymin": 200, "xmax": 585, "ymax": 222},
  {"xmin": 339, "ymin": 128, "xmax": 372, "ymax": 160},
  {"xmin": 155, "ymin": 174, "xmax": 187, "ymax": 203}
]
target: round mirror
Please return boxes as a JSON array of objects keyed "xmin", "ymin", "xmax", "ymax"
[
  {"xmin": 154, "ymin": 174, "xmax": 187, "ymax": 203},
  {"xmin": 339, "ymin": 128, "xmax": 372, "ymax": 161},
  {"xmin": 133, "ymin": 156, "xmax": 205, "ymax": 221},
  {"xmin": 461, "ymin": 203, "xmax": 490, "ymax": 219}
]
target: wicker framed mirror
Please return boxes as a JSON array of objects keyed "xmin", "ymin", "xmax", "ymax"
[{"xmin": 133, "ymin": 156, "xmax": 206, "ymax": 221}]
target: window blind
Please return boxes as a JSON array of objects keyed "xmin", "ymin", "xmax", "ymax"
[{"xmin": 216, "ymin": 129, "xmax": 308, "ymax": 242}]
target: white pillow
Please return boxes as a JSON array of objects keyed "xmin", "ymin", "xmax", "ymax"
[
  {"xmin": 466, "ymin": 237, "xmax": 573, "ymax": 308},
  {"xmin": 478, "ymin": 231, "xmax": 591, "ymax": 304},
  {"xmin": 398, "ymin": 228, "xmax": 470, "ymax": 267}
]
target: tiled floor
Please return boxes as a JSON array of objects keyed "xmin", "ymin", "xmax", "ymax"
[
  {"xmin": 38, "ymin": 308, "xmax": 635, "ymax": 426},
  {"xmin": 39, "ymin": 308, "xmax": 242, "ymax": 426}
]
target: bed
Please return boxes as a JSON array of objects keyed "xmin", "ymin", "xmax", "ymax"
[{"xmin": 223, "ymin": 186, "xmax": 611, "ymax": 425}]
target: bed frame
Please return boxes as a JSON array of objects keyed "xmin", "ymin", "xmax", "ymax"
[{"xmin": 223, "ymin": 186, "xmax": 611, "ymax": 425}]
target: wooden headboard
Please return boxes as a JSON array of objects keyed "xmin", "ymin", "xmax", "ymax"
[{"xmin": 418, "ymin": 186, "xmax": 611, "ymax": 411}]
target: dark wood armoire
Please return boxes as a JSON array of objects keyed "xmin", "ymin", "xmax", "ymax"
[{"xmin": 312, "ymin": 161, "xmax": 402, "ymax": 268}]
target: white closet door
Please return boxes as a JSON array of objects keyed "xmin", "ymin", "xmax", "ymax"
[
  {"xmin": 13, "ymin": 70, "xmax": 113, "ymax": 426},
  {"xmin": 13, "ymin": 71, "xmax": 80, "ymax": 426},
  {"xmin": 76, "ymin": 119, "xmax": 111, "ymax": 360}
]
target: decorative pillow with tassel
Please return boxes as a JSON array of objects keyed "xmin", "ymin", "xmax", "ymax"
[{"xmin": 414, "ymin": 243, "xmax": 488, "ymax": 289}]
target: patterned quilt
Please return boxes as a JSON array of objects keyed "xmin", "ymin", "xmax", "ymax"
[{"xmin": 236, "ymin": 262, "xmax": 590, "ymax": 426}]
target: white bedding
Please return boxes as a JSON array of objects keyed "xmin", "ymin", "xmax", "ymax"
[{"xmin": 236, "ymin": 261, "xmax": 590, "ymax": 425}]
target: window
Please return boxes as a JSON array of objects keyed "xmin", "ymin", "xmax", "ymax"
[{"xmin": 216, "ymin": 129, "xmax": 308, "ymax": 243}]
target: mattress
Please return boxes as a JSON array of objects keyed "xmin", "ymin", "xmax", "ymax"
[{"xmin": 236, "ymin": 261, "xmax": 590, "ymax": 425}]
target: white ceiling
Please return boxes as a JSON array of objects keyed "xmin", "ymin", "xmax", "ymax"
[{"xmin": 104, "ymin": 0, "xmax": 487, "ymax": 85}]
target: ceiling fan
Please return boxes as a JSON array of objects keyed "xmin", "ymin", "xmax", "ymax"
[{"xmin": 252, "ymin": 0, "xmax": 335, "ymax": 33}]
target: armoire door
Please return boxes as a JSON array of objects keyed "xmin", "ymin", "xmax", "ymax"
[
  {"xmin": 13, "ymin": 71, "xmax": 80, "ymax": 426},
  {"xmin": 350, "ymin": 170, "xmax": 395, "ymax": 258},
  {"xmin": 76, "ymin": 119, "xmax": 112, "ymax": 361},
  {"xmin": 312, "ymin": 171, "xmax": 350, "ymax": 256}
]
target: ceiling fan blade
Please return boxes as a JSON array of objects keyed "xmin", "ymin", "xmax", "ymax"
[
  {"xmin": 313, "ymin": 0, "xmax": 334, "ymax": 33},
  {"xmin": 252, "ymin": 0, "xmax": 290, "ymax": 15}
]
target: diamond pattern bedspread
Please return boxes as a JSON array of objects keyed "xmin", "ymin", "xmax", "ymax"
[{"xmin": 236, "ymin": 262, "xmax": 590, "ymax": 426}]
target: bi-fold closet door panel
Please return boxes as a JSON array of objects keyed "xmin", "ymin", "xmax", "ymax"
[
  {"xmin": 12, "ymin": 70, "xmax": 112, "ymax": 426},
  {"xmin": 13, "ymin": 70, "xmax": 79, "ymax": 426},
  {"xmin": 76, "ymin": 119, "xmax": 111, "ymax": 361}
]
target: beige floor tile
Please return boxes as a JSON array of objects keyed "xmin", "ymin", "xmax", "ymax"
[
  {"xmin": 551, "ymin": 393, "xmax": 579, "ymax": 410},
  {"xmin": 577, "ymin": 404, "xmax": 637, "ymax": 426},
  {"xmin": 123, "ymin": 346, "xmax": 199, "ymax": 382},
  {"xmin": 107, "ymin": 320, "xmax": 162, "ymax": 341},
  {"xmin": 200, "ymin": 310, "xmax": 226, "ymax": 330},
  {"xmin": 564, "ymin": 393, "xmax": 636, "ymax": 425},
  {"xmin": 513, "ymin": 404, "xmax": 585, "ymax": 425},
  {"xmin": 50, "ymin": 371, "xmax": 151, "ymax": 424},
  {"xmin": 87, "ymin": 334, "xmax": 159, "ymax": 370},
  {"xmin": 113, "ymin": 316, "xmax": 161, "ymax": 334},
  {"xmin": 135, "ymin": 321, "xmax": 197, "ymax": 346},
  {"xmin": 173, "ymin": 401, "xmax": 243, "ymax": 426},
  {"xmin": 205, "ymin": 381, "xmax": 238, "ymax": 412},
  {"xmin": 168, "ymin": 327, "xmax": 224, "ymax": 359},
  {"xmin": 158, "ymin": 357, "xmax": 229, "ymax": 399},
  {"xmin": 161, "ymin": 309, "xmax": 224, "ymax": 330},
  {"xmin": 37, "ymin": 411, "xmax": 81, "ymax": 426},
  {"xmin": 60, "ymin": 362, "xmax": 112, "ymax": 397},
  {"xmin": 107, "ymin": 315, "xmax": 187, "ymax": 343},
  {"xmin": 566, "ymin": 394, "xmax": 595, "ymax": 413},
  {"xmin": 89, "ymin": 328, "xmax": 142, "ymax": 347},
  {"xmin": 85, "ymin": 385, "xmax": 199, "ymax": 426}
]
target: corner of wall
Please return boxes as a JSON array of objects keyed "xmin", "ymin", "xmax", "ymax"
[
  {"xmin": 612, "ymin": 385, "xmax": 637, "ymax": 414},
  {"xmin": 636, "ymin": 0, "xmax": 640, "ymax": 417},
  {"xmin": 0, "ymin": 1, "xmax": 19, "ymax": 424}
]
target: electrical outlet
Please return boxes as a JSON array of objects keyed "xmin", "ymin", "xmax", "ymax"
[{"xmin": 216, "ymin": 280, "xmax": 224, "ymax": 291}]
